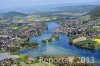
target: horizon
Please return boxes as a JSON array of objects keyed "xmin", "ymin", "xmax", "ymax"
[{"xmin": 0, "ymin": 0, "xmax": 100, "ymax": 10}]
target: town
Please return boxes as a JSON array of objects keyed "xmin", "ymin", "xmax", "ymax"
[{"xmin": 0, "ymin": 1, "xmax": 100, "ymax": 66}]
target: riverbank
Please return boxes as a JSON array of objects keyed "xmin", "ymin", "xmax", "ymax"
[
  {"xmin": 68, "ymin": 34, "xmax": 100, "ymax": 50},
  {"xmin": 24, "ymin": 22, "xmax": 100, "ymax": 60},
  {"xmin": 3, "ymin": 22, "xmax": 99, "ymax": 66}
]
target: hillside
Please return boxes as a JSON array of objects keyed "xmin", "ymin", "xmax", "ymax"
[
  {"xmin": 88, "ymin": 6, "xmax": 100, "ymax": 19},
  {"xmin": 54, "ymin": 5, "xmax": 97, "ymax": 13},
  {"xmin": 33, "ymin": 5, "xmax": 97, "ymax": 16},
  {"xmin": 1, "ymin": 11, "xmax": 28, "ymax": 19}
]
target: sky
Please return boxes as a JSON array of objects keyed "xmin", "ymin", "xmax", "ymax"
[{"xmin": 0, "ymin": 0, "xmax": 100, "ymax": 10}]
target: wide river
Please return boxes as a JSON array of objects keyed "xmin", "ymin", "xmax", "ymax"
[{"xmin": 20, "ymin": 22, "xmax": 100, "ymax": 65}]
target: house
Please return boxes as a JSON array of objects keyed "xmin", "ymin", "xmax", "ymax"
[{"xmin": 0, "ymin": 35, "xmax": 8, "ymax": 38}]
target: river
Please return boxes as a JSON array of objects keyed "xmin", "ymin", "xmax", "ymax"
[{"xmin": 20, "ymin": 22, "xmax": 100, "ymax": 65}]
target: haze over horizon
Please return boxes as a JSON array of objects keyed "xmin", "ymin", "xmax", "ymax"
[{"xmin": 0, "ymin": 0, "xmax": 100, "ymax": 10}]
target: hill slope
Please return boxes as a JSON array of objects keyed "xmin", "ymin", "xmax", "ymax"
[
  {"xmin": 1, "ymin": 11, "xmax": 28, "ymax": 19},
  {"xmin": 88, "ymin": 6, "xmax": 100, "ymax": 19},
  {"xmin": 54, "ymin": 5, "xmax": 97, "ymax": 13}
]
